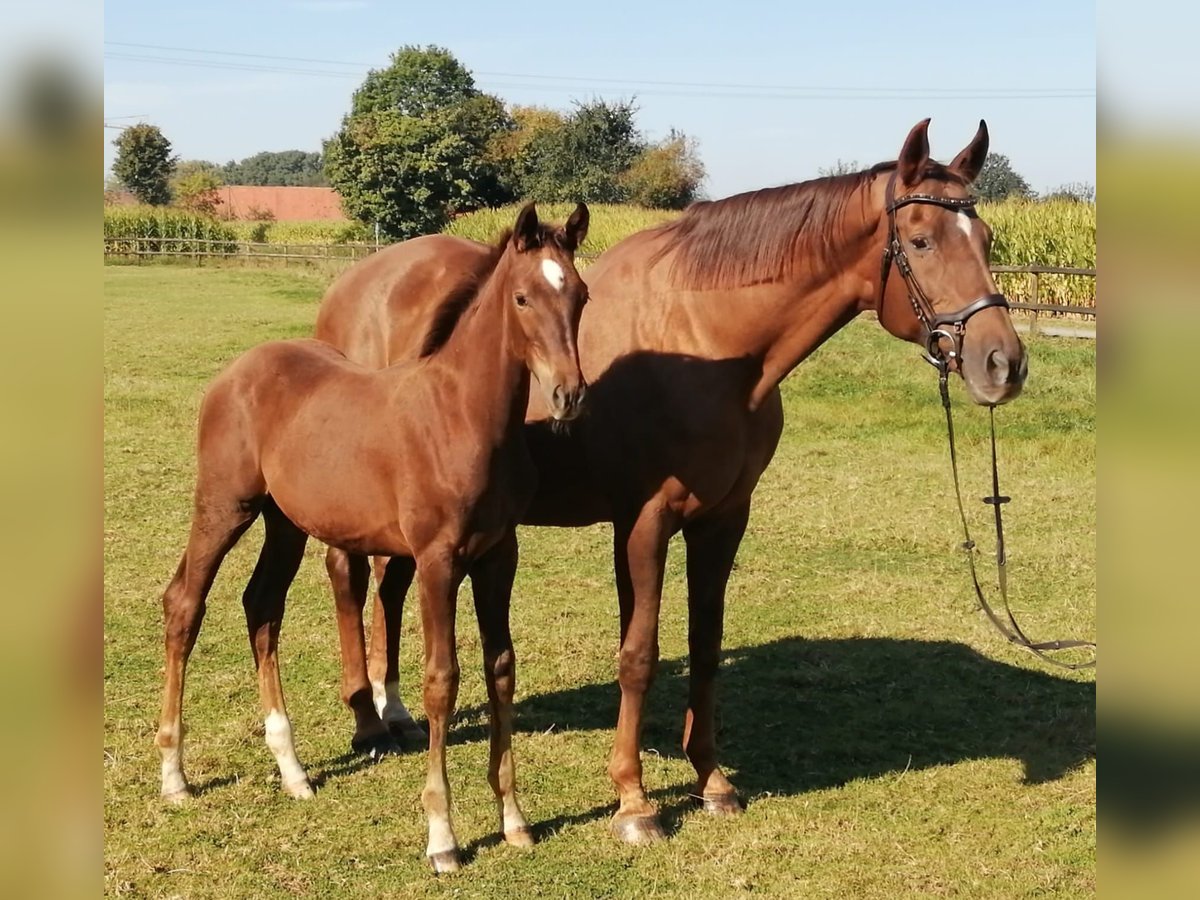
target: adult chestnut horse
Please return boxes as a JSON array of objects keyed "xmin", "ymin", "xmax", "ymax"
[
  {"xmin": 315, "ymin": 119, "xmax": 1027, "ymax": 844},
  {"xmin": 156, "ymin": 203, "xmax": 589, "ymax": 872}
]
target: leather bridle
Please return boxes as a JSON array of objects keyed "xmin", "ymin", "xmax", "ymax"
[
  {"xmin": 877, "ymin": 170, "xmax": 1096, "ymax": 670},
  {"xmin": 878, "ymin": 170, "xmax": 1009, "ymax": 372}
]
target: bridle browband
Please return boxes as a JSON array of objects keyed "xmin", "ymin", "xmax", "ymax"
[
  {"xmin": 876, "ymin": 170, "xmax": 1096, "ymax": 671},
  {"xmin": 878, "ymin": 170, "xmax": 1009, "ymax": 371}
]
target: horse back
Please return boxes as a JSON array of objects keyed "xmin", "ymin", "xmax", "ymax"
[{"xmin": 316, "ymin": 234, "xmax": 496, "ymax": 368}]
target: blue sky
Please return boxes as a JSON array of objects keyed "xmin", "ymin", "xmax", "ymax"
[{"xmin": 103, "ymin": 0, "xmax": 1096, "ymax": 198}]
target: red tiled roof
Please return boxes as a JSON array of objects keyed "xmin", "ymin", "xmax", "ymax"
[{"xmin": 215, "ymin": 186, "xmax": 348, "ymax": 221}]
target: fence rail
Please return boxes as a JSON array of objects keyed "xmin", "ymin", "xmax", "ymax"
[{"xmin": 104, "ymin": 237, "xmax": 1096, "ymax": 325}]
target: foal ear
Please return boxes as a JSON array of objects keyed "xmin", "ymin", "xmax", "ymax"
[
  {"xmin": 948, "ymin": 119, "xmax": 990, "ymax": 185},
  {"xmin": 558, "ymin": 202, "xmax": 590, "ymax": 253},
  {"xmin": 898, "ymin": 118, "xmax": 932, "ymax": 187},
  {"xmin": 513, "ymin": 202, "xmax": 541, "ymax": 252}
]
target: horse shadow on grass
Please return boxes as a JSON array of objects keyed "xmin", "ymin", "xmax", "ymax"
[{"xmin": 451, "ymin": 635, "xmax": 1095, "ymax": 836}]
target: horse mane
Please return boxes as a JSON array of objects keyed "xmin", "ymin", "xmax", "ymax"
[
  {"xmin": 418, "ymin": 221, "xmax": 569, "ymax": 358},
  {"xmin": 650, "ymin": 159, "xmax": 960, "ymax": 291}
]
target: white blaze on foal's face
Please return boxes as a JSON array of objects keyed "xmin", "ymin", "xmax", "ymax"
[{"xmin": 541, "ymin": 258, "xmax": 565, "ymax": 291}]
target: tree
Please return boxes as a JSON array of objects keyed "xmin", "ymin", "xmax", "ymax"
[
  {"xmin": 172, "ymin": 168, "xmax": 223, "ymax": 216},
  {"xmin": 970, "ymin": 153, "xmax": 1034, "ymax": 202},
  {"xmin": 323, "ymin": 45, "xmax": 512, "ymax": 239},
  {"xmin": 221, "ymin": 150, "xmax": 327, "ymax": 186},
  {"xmin": 818, "ymin": 159, "xmax": 862, "ymax": 177},
  {"xmin": 111, "ymin": 123, "xmax": 175, "ymax": 205},
  {"xmin": 514, "ymin": 99, "xmax": 646, "ymax": 203},
  {"xmin": 1044, "ymin": 181, "xmax": 1095, "ymax": 203},
  {"xmin": 620, "ymin": 130, "xmax": 706, "ymax": 209}
]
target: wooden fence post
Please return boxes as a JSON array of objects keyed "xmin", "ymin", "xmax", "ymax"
[{"xmin": 1028, "ymin": 271, "xmax": 1040, "ymax": 336}]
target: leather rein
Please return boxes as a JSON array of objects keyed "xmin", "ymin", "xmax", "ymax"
[{"xmin": 878, "ymin": 172, "xmax": 1096, "ymax": 671}]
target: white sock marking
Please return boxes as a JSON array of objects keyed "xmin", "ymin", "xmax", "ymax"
[
  {"xmin": 372, "ymin": 679, "xmax": 414, "ymax": 724},
  {"xmin": 265, "ymin": 709, "xmax": 310, "ymax": 793},
  {"xmin": 541, "ymin": 259, "xmax": 565, "ymax": 291}
]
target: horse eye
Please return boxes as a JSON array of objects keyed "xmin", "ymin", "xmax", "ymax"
[
  {"xmin": 515, "ymin": 293, "xmax": 528, "ymax": 308},
  {"xmin": 911, "ymin": 236, "xmax": 931, "ymax": 251}
]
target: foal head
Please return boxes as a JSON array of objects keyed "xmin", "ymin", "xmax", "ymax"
[
  {"xmin": 502, "ymin": 202, "xmax": 590, "ymax": 421},
  {"xmin": 875, "ymin": 119, "xmax": 1028, "ymax": 406}
]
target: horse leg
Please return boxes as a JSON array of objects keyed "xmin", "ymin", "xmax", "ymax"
[
  {"xmin": 608, "ymin": 505, "xmax": 675, "ymax": 844},
  {"xmin": 156, "ymin": 496, "xmax": 259, "ymax": 802},
  {"xmin": 325, "ymin": 547, "xmax": 394, "ymax": 756},
  {"xmin": 682, "ymin": 503, "xmax": 750, "ymax": 816},
  {"xmin": 368, "ymin": 555, "xmax": 425, "ymax": 745},
  {"xmin": 243, "ymin": 499, "xmax": 312, "ymax": 799},
  {"xmin": 416, "ymin": 550, "xmax": 465, "ymax": 873},
  {"xmin": 470, "ymin": 531, "xmax": 533, "ymax": 848}
]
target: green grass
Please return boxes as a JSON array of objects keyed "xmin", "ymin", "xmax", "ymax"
[{"xmin": 104, "ymin": 267, "xmax": 1095, "ymax": 898}]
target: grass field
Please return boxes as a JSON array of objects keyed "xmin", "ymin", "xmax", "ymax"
[{"xmin": 103, "ymin": 267, "xmax": 1095, "ymax": 898}]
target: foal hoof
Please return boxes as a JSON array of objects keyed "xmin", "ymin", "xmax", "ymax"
[
  {"xmin": 161, "ymin": 786, "xmax": 192, "ymax": 805},
  {"xmin": 350, "ymin": 730, "xmax": 402, "ymax": 759},
  {"xmin": 387, "ymin": 716, "xmax": 428, "ymax": 748},
  {"xmin": 427, "ymin": 848, "xmax": 462, "ymax": 874},
  {"xmin": 504, "ymin": 826, "xmax": 535, "ymax": 849},
  {"xmin": 283, "ymin": 779, "xmax": 315, "ymax": 800},
  {"xmin": 611, "ymin": 814, "xmax": 665, "ymax": 845},
  {"xmin": 700, "ymin": 792, "xmax": 744, "ymax": 816}
]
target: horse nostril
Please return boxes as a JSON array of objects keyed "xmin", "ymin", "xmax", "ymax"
[
  {"xmin": 986, "ymin": 349, "xmax": 1010, "ymax": 385},
  {"xmin": 552, "ymin": 385, "xmax": 566, "ymax": 408}
]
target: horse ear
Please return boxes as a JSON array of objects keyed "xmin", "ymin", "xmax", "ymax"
[
  {"xmin": 559, "ymin": 202, "xmax": 590, "ymax": 253},
  {"xmin": 898, "ymin": 118, "xmax": 932, "ymax": 187},
  {"xmin": 513, "ymin": 202, "xmax": 541, "ymax": 252},
  {"xmin": 948, "ymin": 119, "xmax": 990, "ymax": 184}
]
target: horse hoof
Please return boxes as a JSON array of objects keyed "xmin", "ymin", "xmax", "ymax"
[
  {"xmin": 284, "ymin": 779, "xmax": 315, "ymax": 800},
  {"xmin": 161, "ymin": 787, "xmax": 192, "ymax": 805},
  {"xmin": 504, "ymin": 826, "xmax": 535, "ymax": 849},
  {"xmin": 701, "ymin": 792, "xmax": 743, "ymax": 816},
  {"xmin": 610, "ymin": 814, "xmax": 665, "ymax": 845},
  {"xmin": 427, "ymin": 849, "xmax": 461, "ymax": 874},
  {"xmin": 387, "ymin": 717, "xmax": 428, "ymax": 748},
  {"xmin": 350, "ymin": 731, "xmax": 402, "ymax": 759}
]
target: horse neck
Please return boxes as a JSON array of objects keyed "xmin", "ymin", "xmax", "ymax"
[
  {"xmin": 664, "ymin": 181, "xmax": 883, "ymax": 410},
  {"xmin": 430, "ymin": 253, "xmax": 530, "ymax": 443}
]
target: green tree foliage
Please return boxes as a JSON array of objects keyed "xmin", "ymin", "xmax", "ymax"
[
  {"xmin": 221, "ymin": 150, "xmax": 326, "ymax": 186},
  {"xmin": 323, "ymin": 45, "xmax": 513, "ymax": 239},
  {"xmin": 513, "ymin": 99, "xmax": 646, "ymax": 203},
  {"xmin": 620, "ymin": 130, "xmax": 706, "ymax": 209},
  {"xmin": 1044, "ymin": 181, "xmax": 1095, "ymax": 203},
  {"xmin": 111, "ymin": 123, "xmax": 176, "ymax": 206},
  {"xmin": 171, "ymin": 167, "xmax": 223, "ymax": 216},
  {"xmin": 970, "ymin": 153, "xmax": 1035, "ymax": 202}
]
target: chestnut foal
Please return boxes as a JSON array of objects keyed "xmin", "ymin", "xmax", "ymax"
[{"xmin": 155, "ymin": 203, "xmax": 589, "ymax": 872}]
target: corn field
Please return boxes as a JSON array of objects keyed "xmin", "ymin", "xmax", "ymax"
[{"xmin": 103, "ymin": 207, "xmax": 238, "ymax": 255}]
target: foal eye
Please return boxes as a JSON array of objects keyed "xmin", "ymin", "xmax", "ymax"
[
  {"xmin": 911, "ymin": 236, "xmax": 931, "ymax": 251},
  {"xmin": 515, "ymin": 293, "xmax": 528, "ymax": 308}
]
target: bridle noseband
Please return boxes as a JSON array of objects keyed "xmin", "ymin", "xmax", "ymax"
[{"xmin": 877, "ymin": 171, "xmax": 1009, "ymax": 372}]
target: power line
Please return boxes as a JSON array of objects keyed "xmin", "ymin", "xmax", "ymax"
[{"xmin": 103, "ymin": 41, "xmax": 1095, "ymax": 98}]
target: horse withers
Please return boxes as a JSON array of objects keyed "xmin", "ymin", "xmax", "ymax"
[
  {"xmin": 155, "ymin": 203, "xmax": 590, "ymax": 872},
  {"xmin": 317, "ymin": 119, "xmax": 1028, "ymax": 844}
]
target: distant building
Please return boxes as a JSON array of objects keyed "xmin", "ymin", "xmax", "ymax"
[
  {"xmin": 215, "ymin": 186, "xmax": 347, "ymax": 222},
  {"xmin": 104, "ymin": 184, "xmax": 350, "ymax": 222}
]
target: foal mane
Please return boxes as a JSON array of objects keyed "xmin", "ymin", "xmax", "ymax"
[
  {"xmin": 419, "ymin": 221, "xmax": 574, "ymax": 358},
  {"xmin": 651, "ymin": 160, "xmax": 961, "ymax": 291}
]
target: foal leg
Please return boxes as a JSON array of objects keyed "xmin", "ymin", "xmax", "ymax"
[
  {"xmin": 608, "ymin": 505, "xmax": 675, "ymax": 844},
  {"xmin": 243, "ymin": 499, "xmax": 313, "ymax": 799},
  {"xmin": 682, "ymin": 503, "xmax": 750, "ymax": 816},
  {"xmin": 157, "ymin": 497, "xmax": 259, "ymax": 802},
  {"xmin": 325, "ymin": 546, "xmax": 394, "ymax": 756},
  {"xmin": 417, "ymin": 551, "xmax": 465, "ymax": 873},
  {"xmin": 368, "ymin": 555, "xmax": 425, "ymax": 745},
  {"xmin": 471, "ymin": 532, "xmax": 533, "ymax": 848}
]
